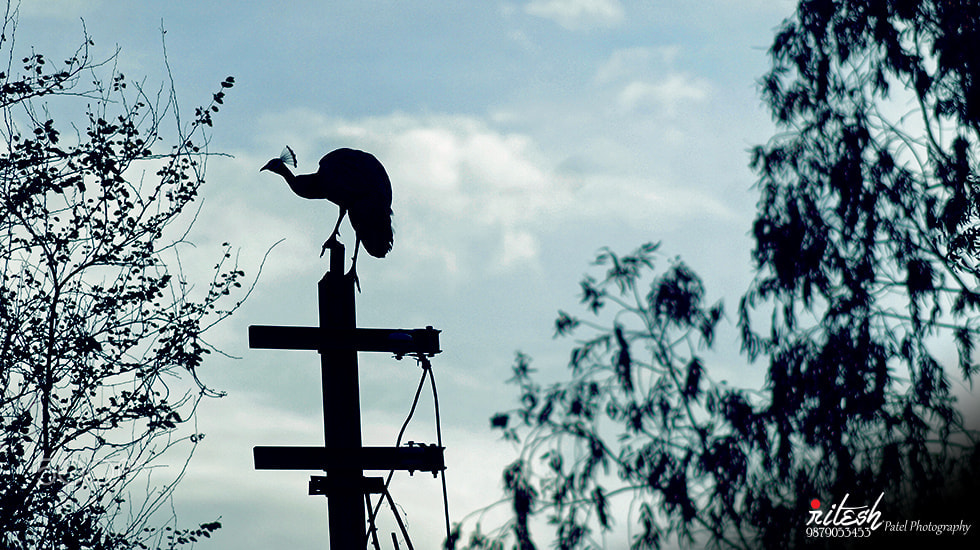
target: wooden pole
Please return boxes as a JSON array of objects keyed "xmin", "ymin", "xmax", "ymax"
[{"xmin": 319, "ymin": 240, "xmax": 365, "ymax": 548}]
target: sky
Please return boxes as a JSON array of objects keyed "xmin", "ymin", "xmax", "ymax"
[{"xmin": 16, "ymin": 0, "xmax": 799, "ymax": 548}]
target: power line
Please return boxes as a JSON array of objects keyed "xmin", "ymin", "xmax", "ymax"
[
  {"xmin": 420, "ymin": 354, "xmax": 453, "ymax": 546},
  {"xmin": 366, "ymin": 493, "xmax": 382, "ymax": 550},
  {"xmin": 384, "ymin": 487, "xmax": 415, "ymax": 550},
  {"xmin": 365, "ymin": 354, "xmax": 444, "ymax": 549}
]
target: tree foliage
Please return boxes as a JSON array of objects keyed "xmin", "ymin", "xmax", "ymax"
[
  {"xmin": 456, "ymin": 1, "xmax": 980, "ymax": 548},
  {"xmin": 737, "ymin": 0, "xmax": 980, "ymax": 546},
  {"xmin": 0, "ymin": 5, "xmax": 241, "ymax": 549},
  {"xmin": 456, "ymin": 244, "xmax": 739, "ymax": 549}
]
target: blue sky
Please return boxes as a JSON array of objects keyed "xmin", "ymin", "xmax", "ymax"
[{"xmin": 18, "ymin": 0, "xmax": 796, "ymax": 547}]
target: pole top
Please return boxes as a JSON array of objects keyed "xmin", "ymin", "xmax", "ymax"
[{"xmin": 324, "ymin": 238, "xmax": 345, "ymax": 276}]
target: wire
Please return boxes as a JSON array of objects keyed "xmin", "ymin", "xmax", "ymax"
[
  {"xmin": 396, "ymin": 365, "xmax": 429, "ymax": 446},
  {"xmin": 420, "ymin": 354, "xmax": 453, "ymax": 547},
  {"xmin": 385, "ymin": 487, "xmax": 415, "ymax": 550},
  {"xmin": 361, "ymin": 353, "xmax": 453, "ymax": 549},
  {"xmin": 364, "ymin": 366, "xmax": 428, "ymax": 547},
  {"xmin": 365, "ymin": 493, "xmax": 382, "ymax": 550}
]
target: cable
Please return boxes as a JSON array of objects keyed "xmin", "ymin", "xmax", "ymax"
[
  {"xmin": 420, "ymin": 354, "xmax": 453, "ymax": 547},
  {"xmin": 361, "ymin": 353, "xmax": 452, "ymax": 549},
  {"xmin": 384, "ymin": 487, "xmax": 415, "ymax": 550},
  {"xmin": 396, "ymin": 365, "xmax": 429, "ymax": 446},
  {"xmin": 365, "ymin": 493, "xmax": 382, "ymax": 550},
  {"xmin": 364, "ymin": 366, "xmax": 428, "ymax": 547}
]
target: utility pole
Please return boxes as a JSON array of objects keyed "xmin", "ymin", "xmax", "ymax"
[
  {"xmin": 320, "ymin": 239, "xmax": 363, "ymax": 547},
  {"xmin": 248, "ymin": 241, "xmax": 443, "ymax": 548}
]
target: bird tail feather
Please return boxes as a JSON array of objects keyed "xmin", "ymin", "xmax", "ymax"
[{"xmin": 353, "ymin": 205, "xmax": 393, "ymax": 258}]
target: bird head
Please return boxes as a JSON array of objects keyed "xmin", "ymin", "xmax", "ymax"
[{"xmin": 260, "ymin": 146, "xmax": 297, "ymax": 173}]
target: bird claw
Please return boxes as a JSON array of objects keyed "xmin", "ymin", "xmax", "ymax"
[{"xmin": 347, "ymin": 268, "xmax": 361, "ymax": 293}]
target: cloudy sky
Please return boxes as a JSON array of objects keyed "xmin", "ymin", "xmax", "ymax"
[{"xmin": 18, "ymin": 0, "xmax": 797, "ymax": 547}]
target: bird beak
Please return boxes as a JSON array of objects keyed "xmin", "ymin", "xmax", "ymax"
[{"xmin": 260, "ymin": 161, "xmax": 273, "ymax": 172}]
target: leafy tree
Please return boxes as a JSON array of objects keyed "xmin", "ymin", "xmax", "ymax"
[
  {"xmin": 455, "ymin": 1, "xmax": 980, "ymax": 548},
  {"xmin": 0, "ymin": 5, "xmax": 241, "ymax": 549},
  {"xmin": 738, "ymin": 0, "xmax": 980, "ymax": 546},
  {"xmin": 454, "ymin": 244, "xmax": 738, "ymax": 550}
]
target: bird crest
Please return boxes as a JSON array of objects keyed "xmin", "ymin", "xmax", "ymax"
[{"xmin": 280, "ymin": 146, "xmax": 297, "ymax": 168}]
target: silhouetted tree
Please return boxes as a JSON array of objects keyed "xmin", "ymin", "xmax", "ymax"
[
  {"xmin": 0, "ymin": 4, "xmax": 240, "ymax": 548},
  {"xmin": 742, "ymin": 0, "xmax": 980, "ymax": 546},
  {"xmin": 453, "ymin": 245, "xmax": 764, "ymax": 549},
  {"xmin": 454, "ymin": 1, "xmax": 980, "ymax": 549}
]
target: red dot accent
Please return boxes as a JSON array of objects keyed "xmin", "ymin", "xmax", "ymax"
[{"xmin": 810, "ymin": 499, "xmax": 821, "ymax": 509}]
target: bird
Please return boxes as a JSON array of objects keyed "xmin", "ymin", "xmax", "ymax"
[{"xmin": 261, "ymin": 146, "xmax": 393, "ymax": 287}]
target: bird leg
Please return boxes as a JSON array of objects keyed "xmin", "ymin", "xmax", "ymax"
[
  {"xmin": 348, "ymin": 238, "xmax": 362, "ymax": 292},
  {"xmin": 320, "ymin": 208, "xmax": 348, "ymax": 257}
]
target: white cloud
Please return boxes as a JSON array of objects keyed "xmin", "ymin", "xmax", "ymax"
[
  {"xmin": 498, "ymin": 229, "xmax": 539, "ymax": 268},
  {"xmin": 525, "ymin": 0, "xmax": 624, "ymax": 30},
  {"xmin": 594, "ymin": 47, "xmax": 712, "ymax": 116},
  {"xmin": 242, "ymin": 108, "xmax": 739, "ymax": 290},
  {"xmin": 250, "ymin": 111, "xmax": 564, "ymax": 281},
  {"xmin": 595, "ymin": 46, "xmax": 682, "ymax": 84},
  {"xmin": 617, "ymin": 74, "xmax": 709, "ymax": 114}
]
